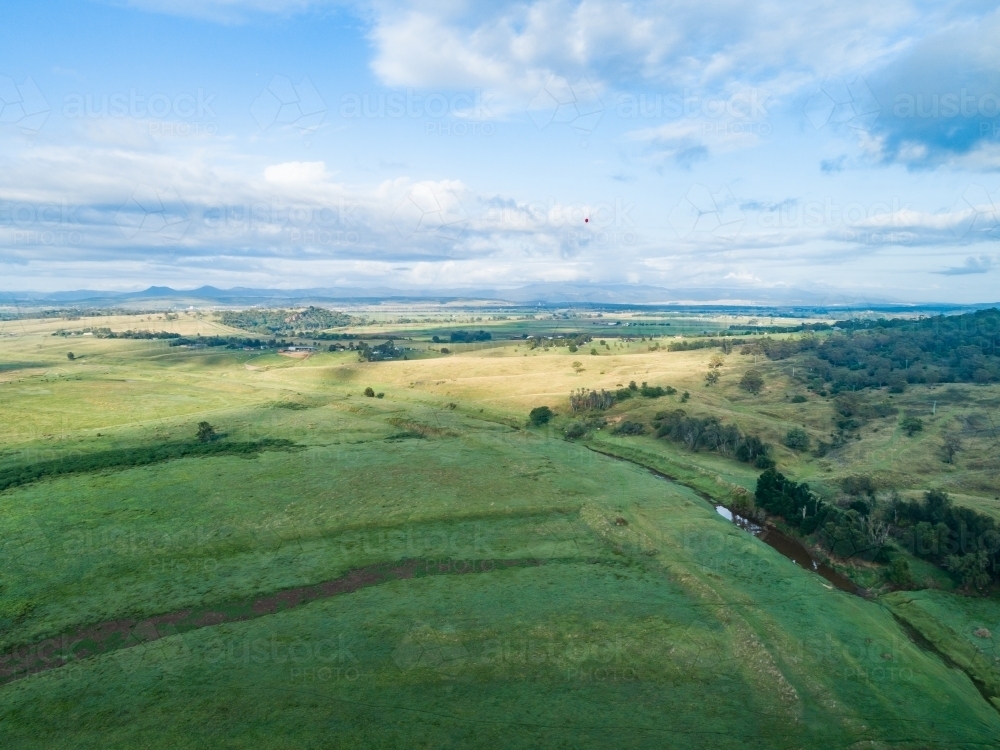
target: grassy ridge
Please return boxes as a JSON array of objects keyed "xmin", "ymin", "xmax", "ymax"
[{"xmin": 0, "ymin": 439, "xmax": 298, "ymax": 494}]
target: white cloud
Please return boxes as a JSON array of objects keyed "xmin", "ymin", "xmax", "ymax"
[{"xmin": 264, "ymin": 160, "xmax": 330, "ymax": 184}]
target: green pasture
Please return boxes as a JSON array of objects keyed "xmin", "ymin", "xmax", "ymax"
[{"xmin": 2, "ymin": 316, "xmax": 1000, "ymax": 746}]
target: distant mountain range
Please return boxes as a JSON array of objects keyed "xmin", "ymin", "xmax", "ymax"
[{"xmin": 0, "ymin": 284, "xmax": 993, "ymax": 312}]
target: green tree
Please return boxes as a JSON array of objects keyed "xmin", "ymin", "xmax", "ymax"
[
  {"xmin": 364, "ymin": 387, "xmax": 375, "ymax": 397},
  {"xmin": 66, "ymin": 352, "xmax": 75, "ymax": 360},
  {"xmin": 196, "ymin": 422, "xmax": 217, "ymax": 442},
  {"xmin": 739, "ymin": 370, "xmax": 765, "ymax": 394},
  {"xmin": 529, "ymin": 406, "xmax": 554, "ymax": 426},
  {"xmin": 888, "ymin": 556, "xmax": 914, "ymax": 587},
  {"xmin": 946, "ymin": 551, "xmax": 991, "ymax": 593},
  {"xmin": 900, "ymin": 416, "xmax": 923, "ymax": 436},
  {"xmin": 784, "ymin": 427, "xmax": 811, "ymax": 451}
]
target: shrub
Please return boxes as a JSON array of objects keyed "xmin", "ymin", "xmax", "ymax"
[
  {"xmin": 364, "ymin": 387, "xmax": 375, "ymax": 397},
  {"xmin": 528, "ymin": 406, "xmax": 554, "ymax": 426},
  {"xmin": 705, "ymin": 370, "xmax": 719, "ymax": 386},
  {"xmin": 614, "ymin": 420, "xmax": 645, "ymax": 436},
  {"xmin": 564, "ymin": 422, "xmax": 587, "ymax": 439},
  {"xmin": 784, "ymin": 427, "xmax": 811, "ymax": 451},
  {"xmin": 790, "ymin": 394, "xmax": 807, "ymax": 403},
  {"xmin": 376, "ymin": 392, "xmax": 385, "ymax": 399},
  {"xmin": 639, "ymin": 382, "xmax": 668, "ymax": 398},
  {"xmin": 946, "ymin": 551, "xmax": 992, "ymax": 593},
  {"xmin": 590, "ymin": 348, "xmax": 598, "ymax": 355},
  {"xmin": 900, "ymin": 416, "xmax": 923, "ymax": 436},
  {"xmin": 197, "ymin": 422, "xmax": 217, "ymax": 442},
  {"xmin": 66, "ymin": 352, "xmax": 75, "ymax": 360},
  {"xmin": 440, "ymin": 348, "xmax": 450, "ymax": 354},
  {"xmin": 887, "ymin": 556, "xmax": 914, "ymax": 587},
  {"xmin": 739, "ymin": 370, "xmax": 765, "ymax": 394}
]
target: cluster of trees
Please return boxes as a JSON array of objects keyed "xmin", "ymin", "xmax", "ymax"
[
  {"xmin": 755, "ymin": 468, "xmax": 888, "ymax": 561},
  {"xmin": 668, "ymin": 337, "xmax": 739, "ymax": 353},
  {"xmin": 525, "ymin": 333, "xmax": 592, "ymax": 351},
  {"xmin": 569, "ymin": 389, "xmax": 615, "ymax": 411},
  {"xmin": 169, "ymin": 336, "xmax": 273, "ymax": 348},
  {"xmin": 613, "ymin": 420, "xmax": 645, "ymax": 435},
  {"xmin": 53, "ymin": 328, "xmax": 182, "ymax": 339},
  {"xmin": 0, "ymin": 437, "xmax": 296, "ymax": 495},
  {"xmin": 359, "ymin": 340, "xmax": 404, "ymax": 362},
  {"xmin": 435, "ymin": 330, "xmax": 492, "ymax": 343},
  {"xmin": 654, "ymin": 410, "xmax": 773, "ymax": 467},
  {"xmin": 220, "ymin": 306, "xmax": 353, "ymax": 335},
  {"xmin": 890, "ymin": 490, "xmax": 1000, "ymax": 591},
  {"xmin": 568, "ymin": 382, "xmax": 676, "ymax": 412},
  {"xmin": 756, "ymin": 309, "xmax": 1000, "ymax": 392},
  {"xmin": 755, "ymin": 467, "xmax": 1000, "ymax": 591}
]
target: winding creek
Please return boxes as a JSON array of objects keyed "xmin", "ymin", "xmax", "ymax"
[{"xmin": 712, "ymin": 505, "xmax": 864, "ymax": 596}]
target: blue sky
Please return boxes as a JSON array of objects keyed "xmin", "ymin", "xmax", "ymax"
[{"xmin": 1, "ymin": 0, "xmax": 999, "ymax": 302}]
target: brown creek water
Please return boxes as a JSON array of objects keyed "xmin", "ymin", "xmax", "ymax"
[{"xmin": 713, "ymin": 504, "xmax": 865, "ymax": 595}]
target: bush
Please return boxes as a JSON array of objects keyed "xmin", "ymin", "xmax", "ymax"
[
  {"xmin": 66, "ymin": 352, "xmax": 75, "ymax": 360},
  {"xmin": 364, "ymin": 387, "xmax": 375, "ymax": 397},
  {"xmin": 439, "ymin": 348, "xmax": 450, "ymax": 354},
  {"xmin": 528, "ymin": 406, "xmax": 554, "ymax": 426},
  {"xmin": 946, "ymin": 551, "xmax": 992, "ymax": 593},
  {"xmin": 790, "ymin": 394, "xmax": 807, "ymax": 403},
  {"xmin": 739, "ymin": 370, "xmax": 765, "ymax": 394},
  {"xmin": 639, "ymin": 382, "xmax": 668, "ymax": 398},
  {"xmin": 784, "ymin": 427, "xmax": 811, "ymax": 451},
  {"xmin": 705, "ymin": 370, "xmax": 720, "ymax": 386},
  {"xmin": 887, "ymin": 556, "xmax": 914, "ymax": 587},
  {"xmin": 900, "ymin": 416, "xmax": 923, "ymax": 436},
  {"xmin": 564, "ymin": 422, "xmax": 587, "ymax": 439},
  {"xmin": 376, "ymin": 392, "xmax": 385, "ymax": 399},
  {"xmin": 197, "ymin": 422, "xmax": 217, "ymax": 442},
  {"xmin": 614, "ymin": 420, "xmax": 645, "ymax": 436}
]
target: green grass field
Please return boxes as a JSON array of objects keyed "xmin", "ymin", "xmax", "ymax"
[{"xmin": 2, "ymin": 311, "xmax": 1000, "ymax": 747}]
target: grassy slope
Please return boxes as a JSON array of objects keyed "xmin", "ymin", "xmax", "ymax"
[{"xmin": 2, "ymin": 321, "xmax": 1000, "ymax": 746}]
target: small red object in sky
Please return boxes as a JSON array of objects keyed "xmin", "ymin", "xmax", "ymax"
[{"xmin": 584, "ymin": 217, "xmax": 589, "ymax": 223}]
